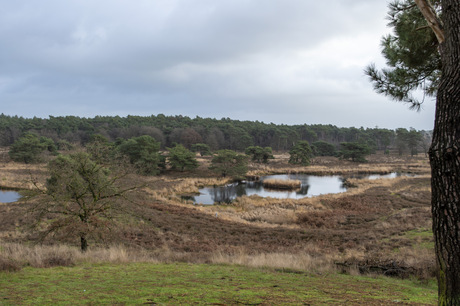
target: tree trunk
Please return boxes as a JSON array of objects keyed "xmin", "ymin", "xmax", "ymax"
[
  {"xmin": 429, "ymin": 1, "xmax": 460, "ymax": 304},
  {"xmin": 80, "ymin": 235, "xmax": 88, "ymax": 252}
]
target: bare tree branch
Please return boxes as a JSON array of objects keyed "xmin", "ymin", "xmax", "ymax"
[{"xmin": 414, "ymin": 0, "xmax": 445, "ymax": 43}]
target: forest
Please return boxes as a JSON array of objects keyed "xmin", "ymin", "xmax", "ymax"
[{"xmin": 0, "ymin": 113, "xmax": 430, "ymax": 155}]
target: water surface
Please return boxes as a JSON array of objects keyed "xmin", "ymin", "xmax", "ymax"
[
  {"xmin": 185, "ymin": 172, "xmax": 412, "ymax": 205},
  {"xmin": 0, "ymin": 189, "xmax": 21, "ymax": 203},
  {"xmin": 186, "ymin": 174, "xmax": 347, "ymax": 205}
]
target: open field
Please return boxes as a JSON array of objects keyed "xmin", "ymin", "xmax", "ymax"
[
  {"xmin": 0, "ymin": 262, "xmax": 437, "ymax": 305},
  {"xmin": 0, "ymin": 152, "xmax": 435, "ymax": 303}
]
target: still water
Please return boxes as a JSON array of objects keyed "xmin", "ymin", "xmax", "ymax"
[
  {"xmin": 185, "ymin": 172, "xmax": 410, "ymax": 205},
  {"xmin": 0, "ymin": 189, "xmax": 21, "ymax": 203}
]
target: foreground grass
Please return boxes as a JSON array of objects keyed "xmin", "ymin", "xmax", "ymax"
[{"xmin": 0, "ymin": 263, "xmax": 436, "ymax": 305}]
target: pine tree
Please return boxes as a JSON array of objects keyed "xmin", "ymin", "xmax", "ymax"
[{"xmin": 368, "ymin": 1, "xmax": 460, "ymax": 303}]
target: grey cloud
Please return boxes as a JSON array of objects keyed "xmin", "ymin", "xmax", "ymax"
[{"xmin": 0, "ymin": 0, "xmax": 435, "ymax": 130}]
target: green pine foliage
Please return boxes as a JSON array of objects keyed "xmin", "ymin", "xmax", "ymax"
[
  {"xmin": 311, "ymin": 141, "xmax": 337, "ymax": 157},
  {"xmin": 167, "ymin": 144, "xmax": 199, "ymax": 171},
  {"xmin": 0, "ymin": 114, "xmax": 425, "ymax": 156},
  {"xmin": 365, "ymin": 0, "xmax": 441, "ymax": 109},
  {"xmin": 117, "ymin": 135, "xmax": 162, "ymax": 175},
  {"xmin": 245, "ymin": 146, "xmax": 274, "ymax": 163},
  {"xmin": 9, "ymin": 133, "xmax": 56, "ymax": 163},
  {"xmin": 210, "ymin": 150, "xmax": 248, "ymax": 179},
  {"xmin": 338, "ymin": 142, "xmax": 371, "ymax": 162},
  {"xmin": 191, "ymin": 143, "xmax": 212, "ymax": 156},
  {"xmin": 288, "ymin": 141, "xmax": 313, "ymax": 166}
]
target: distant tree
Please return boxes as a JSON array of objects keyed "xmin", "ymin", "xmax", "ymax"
[
  {"xmin": 180, "ymin": 128, "xmax": 203, "ymax": 149},
  {"xmin": 245, "ymin": 146, "xmax": 274, "ymax": 163},
  {"xmin": 56, "ymin": 139, "xmax": 74, "ymax": 151},
  {"xmin": 9, "ymin": 133, "xmax": 56, "ymax": 163},
  {"xmin": 117, "ymin": 135, "xmax": 162, "ymax": 175},
  {"xmin": 39, "ymin": 136, "xmax": 58, "ymax": 155},
  {"xmin": 34, "ymin": 152, "xmax": 137, "ymax": 252},
  {"xmin": 339, "ymin": 142, "xmax": 371, "ymax": 162},
  {"xmin": 167, "ymin": 144, "xmax": 199, "ymax": 171},
  {"xmin": 311, "ymin": 141, "xmax": 337, "ymax": 157},
  {"xmin": 394, "ymin": 128, "xmax": 408, "ymax": 155},
  {"xmin": 191, "ymin": 143, "xmax": 212, "ymax": 156},
  {"xmin": 419, "ymin": 130, "xmax": 432, "ymax": 157},
  {"xmin": 205, "ymin": 127, "xmax": 225, "ymax": 150},
  {"xmin": 119, "ymin": 126, "xmax": 165, "ymax": 147},
  {"xmin": 226, "ymin": 126, "xmax": 253, "ymax": 151},
  {"xmin": 86, "ymin": 134, "xmax": 113, "ymax": 164},
  {"xmin": 406, "ymin": 128, "xmax": 423, "ymax": 156},
  {"xmin": 210, "ymin": 150, "xmax": 248, "ymax": 179},
  {"xmin": 288, "ymin": 141, "xmax": 313, "ymax": 166}
]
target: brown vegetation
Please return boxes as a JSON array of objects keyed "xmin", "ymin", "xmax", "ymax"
[
  {"xmin": 262, "ymin": 178, "xmax": 301, "ymax": 190},
  {"xmin": 0, "ymin": 153, "xmax": 434, "ymax": 280}
]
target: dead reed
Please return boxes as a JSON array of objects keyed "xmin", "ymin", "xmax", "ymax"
[{"xmin": 262, "ymin": 178, "xmax": 301, "ymax": 190}]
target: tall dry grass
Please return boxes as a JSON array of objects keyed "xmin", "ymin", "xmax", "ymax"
[
  {"xmin": 210, "ymin": 250, "xmax": 336, "ymax": 274},
  {"xmin": 0, "ymin": 243, "xmax": 339, "ymax": 274},
  {"xmin": 0, "ymin": 243, "xmax": 161, "ymax": 271},
  {"xmin": 262, "ymin": 179, "xmax": 301, "ymax": 190}
]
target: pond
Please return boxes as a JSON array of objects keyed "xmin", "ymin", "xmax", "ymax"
[
  {"xmin": 184, "ymin": 172, "xmax": 412, "ymax": 205},
  {"xmin": 0, "ymin": 189, "xmax": 22, "ymax": 203}
]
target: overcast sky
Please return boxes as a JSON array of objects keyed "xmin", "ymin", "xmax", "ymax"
[{"xmin": 0, "ymin": 0, "xmax": 435, "ymax": 130}]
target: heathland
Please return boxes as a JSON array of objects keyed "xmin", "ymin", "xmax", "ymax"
[{"xmin": 0, "ymin": 149, "xmax": 435, "ymax": 304}]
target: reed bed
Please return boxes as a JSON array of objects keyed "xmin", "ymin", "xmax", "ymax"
[{"xmin": 262, "ymin": 178, "xmax": 301, "ymax": 190}]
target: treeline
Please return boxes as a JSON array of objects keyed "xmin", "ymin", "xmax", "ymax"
[{"xmin": 0, "ymin": 114, "xmax": 431, "ymax": 154}]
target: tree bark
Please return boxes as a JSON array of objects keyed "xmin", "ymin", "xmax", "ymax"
[
  {"xmin": 428, "ymin": 0, "xmax": 460, "ymax": 304},
  {"xmin": 414, "ymin": 0, "xmax": 445, "ymax": 43}
]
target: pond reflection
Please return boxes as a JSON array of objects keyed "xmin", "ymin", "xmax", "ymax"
[
  {"xmin": 185, "ymin": 174, "xmax": 346, "ymax": 205},
  {"xmin": 184, "ymin": 172, "xmax": 413, "ymax": 205},
  {"xmin": 0, "ymin": 189, "xmax": 21, "ymax": 203}
]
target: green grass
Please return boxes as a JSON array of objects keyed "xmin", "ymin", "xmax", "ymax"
[
  {"xmin": 404, "ymin": 228, "xmax": 435, "ymax": 250},
  {"xmin": 0, "ymin": 263, "xmax": 437, "ymax": 305}
]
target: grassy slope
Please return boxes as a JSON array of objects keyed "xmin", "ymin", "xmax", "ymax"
[{"xmin": 0, "ymin": 263, "xmax": 436, "ymax": 305}]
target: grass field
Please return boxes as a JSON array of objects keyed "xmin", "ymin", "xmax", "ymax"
[{"xmin": 0, "ymin": 262, "xmax": 437, "ymax": 305}]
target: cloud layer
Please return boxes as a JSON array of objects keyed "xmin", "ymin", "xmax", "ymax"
[{"xmin": 0, "ymin": 0, "xmax": 435, "ymax": 129}]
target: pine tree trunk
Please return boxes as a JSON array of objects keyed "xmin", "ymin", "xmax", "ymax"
[{"xmin": 429, "ymin": 1, "xmax": 460, "ymax": 304}]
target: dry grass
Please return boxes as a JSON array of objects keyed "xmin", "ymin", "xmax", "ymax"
[
  {"xmin": 0, "ymin": 243, "xmax": 161, "ymax": 270},
  {"xmin": 0, "ymin": 243, "xmax": 338, "ymax": 275},
  {"xmin": 262, "ymin": 178, "xmax": 301, "ymax": 190},
  {"xmin": 0, "ymin": 162, "xmax": 47, "ymax": 190},
  {"xmin": 210, "ymin": 249, "xmax": 335, "ymax": 274}
]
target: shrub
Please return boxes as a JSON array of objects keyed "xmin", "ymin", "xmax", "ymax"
[
  {"xmin": 311, "ymin": 141, "xmax": 337, "ymax": 157},
  {"xmin": 8, "ymin": 133, "xmax": 56, "ymax": 163},
  {"xmin": 117, "ymin": 135, "xmax": 162, "ymax": 175},
  {"xmin": 210, "ymin": 149, "xmax": 248, "ymax": 179},
  {"xmin": 338, "ymin": 142, "xmax": 371, "ymax": 162},
  {"xmin": 245, "ymin": 146, "xmax": 274, "ymax": 163},
  {"xmin": 289, "ymin": 141, "xmax": 313, "ymax": 166},
  {"xmin": 167, "ymin": 144, "xmax": 199, "ymax": 171},
  {"xmin": 191, "ymin": 143, "xmax": 211, "ymax": 156}
]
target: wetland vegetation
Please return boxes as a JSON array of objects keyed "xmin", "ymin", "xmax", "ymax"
[{"xmin": 0, "ymin": 114, "xmax": 435, "ymax": 304}]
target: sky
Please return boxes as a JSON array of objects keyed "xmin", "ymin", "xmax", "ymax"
[{"xmin": 0, "ymin": 0, "xmax": 436, "ymax": 130}]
